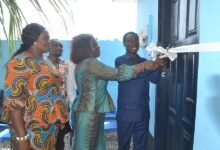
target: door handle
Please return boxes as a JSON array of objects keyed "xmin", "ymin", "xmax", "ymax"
[
  {"xmin": 161, "ymin": 69, "xmax": 169, "ymax": 78},
  {"xmin": 185, "ymin": 97, "xmax": 194, "ymax": 104}
]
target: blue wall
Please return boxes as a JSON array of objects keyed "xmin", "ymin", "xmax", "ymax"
[
  {"xmin": 99, "ymin": 40, "xmax": 125, "ymax": 107},
  {"xmin": 193, "ymin": 0, "xmax": 220, "ymax": 149},
  {"xmin": 0, "ymin": 40, "xmax": 12, "ymax": 89},
  {"xmin": 137, "ymin": 0, "xmax": 158, "ymax": 136}
]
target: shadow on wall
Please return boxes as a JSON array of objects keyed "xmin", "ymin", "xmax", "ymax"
[{"xmin": 207, "ymin": 75, "xmax": 220, "ymax": 134}]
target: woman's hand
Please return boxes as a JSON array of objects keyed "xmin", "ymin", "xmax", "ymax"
[
  {"xmin": 10, "ymin": 109, "xmax": 30, "ymax": 149},
  {"xmin": 18, "ymin": 140, "xmax": 30, "ymax": 150},
  {"xmin": 144, "ymin": 60, "xmax": 160, "ymax": 70},
  {"xmin": 135, "ymin": 58, "xmax": 169, "ymax": 73}
]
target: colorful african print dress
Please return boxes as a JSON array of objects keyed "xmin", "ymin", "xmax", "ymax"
[{"xmin": 1, "ymin": 54, "xmax": 68, "ymax": 150}]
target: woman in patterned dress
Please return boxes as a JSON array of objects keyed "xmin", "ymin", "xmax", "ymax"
[
  {"xmin": 70, "ymin": 34, "xmax": 164, "ymax": 150},
  {"xmin": 1, "ymin": 23, "xmax": 68, "ymax": 150}
]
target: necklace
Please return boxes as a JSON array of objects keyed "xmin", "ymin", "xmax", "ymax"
[{"xmin": 28, "ymin": 50, "xmax": 43, "ymax": 59}]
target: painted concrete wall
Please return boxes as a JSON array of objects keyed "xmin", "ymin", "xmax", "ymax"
[
  {"xmin": 193, "ymin": 0, "xmax": 220, "ymax": 149},
  {"xmin": 0, "ymin": 41, "xmax": 11, "ymax": 89},
  {"xmin": 137, "ymin": 0, "xmax": 158, "ymax": 136},
  {"xmin": 99, "ymin": 40, "xmax": 125, "ymax": 107}
]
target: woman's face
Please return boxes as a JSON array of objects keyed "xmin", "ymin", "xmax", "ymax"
[
  {"xmin": 90, "ymin": 38, "xmax": 100, "ymax": 58},
  {"xmin": 35, "ymin": 31, "xmax": 50, "ymax": 53}
]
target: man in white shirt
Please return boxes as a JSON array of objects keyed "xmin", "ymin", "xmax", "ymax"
[
  {"xmin": 66, "ymin": 59, "xmax": 77, "ymax": 128},
  {"xmin": 48, "ymin": 39, "xmax": 77, "ymax": 149}
]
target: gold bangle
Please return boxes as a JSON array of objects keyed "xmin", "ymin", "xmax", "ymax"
[{"xmin": 16, "ymin": 134, "xmax": 29, "ymax": 141}]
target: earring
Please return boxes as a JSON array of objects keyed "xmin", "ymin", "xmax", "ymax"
[{"xmin": 34, "ymin": 42, "xmax": 37, "ymax": 45}]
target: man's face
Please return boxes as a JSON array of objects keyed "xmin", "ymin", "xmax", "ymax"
[
  {"xmin": 50, "ymin": 40, "xmax": 63, "ymax": 57},
  {"xmin": 124, "ymin": 34, "xmax": 139, "ymax": 54}
]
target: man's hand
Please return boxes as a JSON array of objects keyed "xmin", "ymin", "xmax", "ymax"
[{"xmin": 155, "ymin": 57, "xmax": 169, "ymax": 68}]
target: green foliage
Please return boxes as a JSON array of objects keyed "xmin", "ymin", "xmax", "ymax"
[{"xmin": 0, "ymin": 0, "xmax": 73, "ymax": 57}]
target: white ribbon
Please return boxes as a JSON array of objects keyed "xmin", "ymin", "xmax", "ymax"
[
  {"xmin": 146, "ymin": 42, "xmax": 220, "ymax": 61},
  {"xmin": 146, "ymin": 42, "xmax": 177, "ymax": 61}
]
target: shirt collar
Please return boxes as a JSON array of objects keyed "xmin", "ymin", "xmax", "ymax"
[{"xmin": 124, "ymin": 53, "xmax": 141, "ymax": 60}]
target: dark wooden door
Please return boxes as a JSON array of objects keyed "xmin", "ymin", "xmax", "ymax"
[{"xmin": 155, "ymin": 0, "xmax": 199, "ymax": 150}]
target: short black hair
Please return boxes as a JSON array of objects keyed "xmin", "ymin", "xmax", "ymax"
[
  {"xmin": 70, "ymin": 34, "xmax": 94, "ymax": 64},
  {"xmin": 50, "ymin": 39, "xmax": 63, "ymax": 48}
]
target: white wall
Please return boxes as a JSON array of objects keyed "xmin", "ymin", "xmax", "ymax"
[{"xmin": 16, "ymin": 0, "xmax": 137, "ymax": 40}]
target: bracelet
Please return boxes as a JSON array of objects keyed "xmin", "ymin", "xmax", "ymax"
[{"xmin": 16, "ymin": 134, "xmax": 29, "ymax": 141}]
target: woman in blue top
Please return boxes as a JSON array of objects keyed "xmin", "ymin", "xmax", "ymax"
[{"xmin": 70, "ymin": 34, "xmax": 164, "ymax": 150}]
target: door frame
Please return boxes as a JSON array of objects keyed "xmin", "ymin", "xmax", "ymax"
[
  {"xmin": 154, "ymin": 0, "xmax": 171, "ymax": 149},
  {"xmin": 155, "ymin": 0, "xmax": 199, "ymax": 150}
]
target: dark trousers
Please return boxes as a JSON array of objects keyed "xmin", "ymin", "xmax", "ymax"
[
  {"xmin": 117, "ymin": 118, "xmax": 149, "ymax": 150},
  {"xmin": 56, "ymin": 121, "xmax": 72, "ymax": 150}
]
